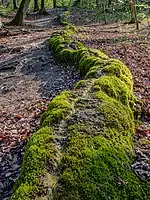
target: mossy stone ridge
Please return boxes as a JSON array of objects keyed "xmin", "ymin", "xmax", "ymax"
[{"xmin": 11, "ymin": 23, "xmax": 150, "ymax": 200}]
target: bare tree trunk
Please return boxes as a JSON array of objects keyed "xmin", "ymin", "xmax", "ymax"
[
  {"xmin": 2, "ymin": 0, "xmax": 6, "ymax": 5},
  {"xmin": 34, "ymin": 0, "xmax": 39, "ymax": 11},
  {"xmin": 129, "ymin": 0, "xmax": 135, "ymax": 23},
  {"xmin": 13, "ymin": 0, "xmax": 18, "ymax": 10},
  {"xmin": 9, "ymin": 0, "xmax": 31, "ymax": 25},
  {"xmin": 103, "ymin": 3, "xmax": 107, "ymax": 24},
  {"xmin": 53, "ymin": 0, "xmax": 57, "ymax": 8},
  {"xmin": 134, "ymin": 0, "xmax": 139, "ymax": 30},
  {"xmin": 81, "ymin": 0, "xmax": 84, "ymax": 14},
  {"xmin": 39, "ymin": 0, "xmax": 47, "ymax": 14},
  {"xmin": 129, "ymin": 0, "xmax": 139, "ymax": 29}
]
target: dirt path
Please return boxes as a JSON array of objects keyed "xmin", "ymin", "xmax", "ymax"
[{"xmin": 0, "ymin": 21, "xmax": 80, "ymax": 199}]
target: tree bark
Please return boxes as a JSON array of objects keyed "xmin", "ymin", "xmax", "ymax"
[
  {"xmin": 129, "ymin": 0, "xmax": 135, "ymax": 23},
  {"xmin": 2, "ymin": 0, "xmax": 6, "ymax": 5},
  {"xmin": 13, "ymin": 0, "xmax": 18, "ymax": 10},
  {"xmin": 129, "ymin": 0, "xmax": 139, "ymax": 29},
  {"xmin": 34, "ymin": 0, "xmax": 39, "ymax": 11},
  {"xmin": 53, "ymin": 0, "xmax": 57, "ymax": 8},
  {"xmin": 9, "ymin": 0, "xmax": 31, "ymax": 26},
  {"xmin": 39, "ymin": 0, "xmax": 47, "ymax": 15}
]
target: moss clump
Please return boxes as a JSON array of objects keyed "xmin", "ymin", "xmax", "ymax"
[
  {"xmin": 54, "ymin": 95, "xmax": 149, "ymax": 200},
  {"xmin": 102, "ymin": 59, "xmax": 133, "ymax": 89},
  {"xmin": 88, "ymin": 48, "xmax": 109, "ymax": 59},
  {"xmin": 41, "ymin": 91, "xmax": 72, "ymax": 127},
  {"xmin": 79, "ymin": 56, "xmax": 104, "ymax": 77},
  {"xmin": 59, "ymin": 48, "xmax": 75, "ymax": 62},
  {"xmin": 97, "ymin": 95, "xmax": 134, "ymax": 132},
  {"xmin": 54, "ymin": 44, "xmax": 65, "ymax": 56},
  {"xmin": 93, "ymin": 75, "xmax": 135, "ymax": 106},
  {"xmin": 49, "ymin": 25, "xmax": 108, "ymax": 78},
  {"xmin": 11, "ymin": 127, "xmax": 57, "ymax": 200},
  {"xmin": 11, "ymin": 23, "xmax": 150, "ymax": 200},
  {"xmin": 64, "ymin": 23, "xmax": 77, "ymax": 35},
  {"xmin": 85, "ymin": 65, "xmax": 102, "ymax": 78},
  {"xmin": 75, "ymin": 80, "xmax": 87, "ymax": 89},
  {"xmin": 49, "ymin": 35, "xmax": 64, "ymax": 51}
]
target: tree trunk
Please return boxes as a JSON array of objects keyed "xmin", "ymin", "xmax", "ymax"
[
  {"xmin": 13, "ymin": 0, "xmax": 18, "ymax": 10},
  {"xmin": 2, "ymin": 0, "xmax": 6, "ymax": 5},
  {"xmin": 134, "ymin": 0, "xmax": 139, "ymax": 30},
  {"xmin": 129, "ymin": 0, "xmax": 135, "ymax": 23},
  {"xmin": 53, "ymin": 0, "xmax": 57, "ymax": 8},
  {"xmin": 34, "ymin": 0, "xmax": 39, "ymax": 11},
  {"xmin": 129, "ymin": 0, "xmax": 139, "ymax": 29},
  {"xmin": 103, "ymin": 3, "xmax": 107, "ymax": 24},
  {"xmin": 81, "ymin": 0, "xmax": 84, "ymax": 14},
  {"xmin": 9, "ymin": 0, "xmax": 31, "ymax": 25},
  {"xmin": 39, "ymin": 0, "xmax": 47, "ymax": 14}
]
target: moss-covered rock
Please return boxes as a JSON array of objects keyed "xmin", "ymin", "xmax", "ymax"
[
  {"xmin": 11, "ymin": 127, "xmax": 57, "ymax": 200},
  {"xmin": 10, "ymin": 23, "xmax": 150, "ymax": 200},
  {"xmin": 41, "ymin": 91, "xmax": 72, "ymax": 126},
  {"xmin": 93, "ymin": 75, "xmax": 135, "ymax": 106}
]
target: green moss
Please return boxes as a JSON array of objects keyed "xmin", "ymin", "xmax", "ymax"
[
  {"xmin": 54, "ymin": 124, "xmax": 149, "ymax": 200},
  {"xmin": 102, "ymin": 59, "xmax": 133, "ymax": 88},
  {"xmin": 54, "ymin": 96, "xmax": 149, "ymax": 200},
  {"xmin": 12, "ymin": 24, "xmax": 150, "ymax": 200},
  {"xmin": 41, "ymin": 91, "xmax": 72, "ymax": 127},
  {"xmin": 72, "ymin": 49, "xmax": 88, "ymax": 62},
  {"xmin": 41, "ymin": 108, "xmax": 69, "ymax": 127},
  {"xmin": 79, "ymin": 56, "xmax": 104, "ymax": 77},
  {"xmin": 11, "ymin": 127, "xmax": 57, "ymax": 200},
  {"xmin": 85, "ymin": 65, "xmax": 102, "ymax": 78},
  {"xmin": 48, "ymin": 91, "xmax": 71, "ymax": 110},
  {"xmin": 64, "ymin": 24, "xmax": 77, "ymax": 35},
  {"xmin": 88, "ymin": 48, "xmax": 109, "ymax": 59},
  {"xmin": 49, "ymin": 35, "xmax": 64, "ymax": 50},
  {"xmin": 93, "ymin": 75, "xmax": 135, "ymax": 106},
  {"xmin": 75, "ymin": 80, "xmax": 87, "ymax": 89},
  {"xmin": 54, "ymin": 44, "xmax": 65, "ymax": 56},
  {"xmin": 76, "ymin": 41, "xmax": 85, "ymax": 49},
  {"xmin": 97, "ymin": 95, "xmax": 134, "ymax": 132},
  {"xmin": 59, "ymin": 48, "xmax": 75, "ymax": 62}
]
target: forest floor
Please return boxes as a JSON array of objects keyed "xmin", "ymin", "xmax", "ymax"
[
  {"xmin": 0, "ymin": 11, "xmax": 150, "ymax": 200},
  {"xmin": 0, "ymin": 12, "xmax": 80, "ymax": 200}
]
